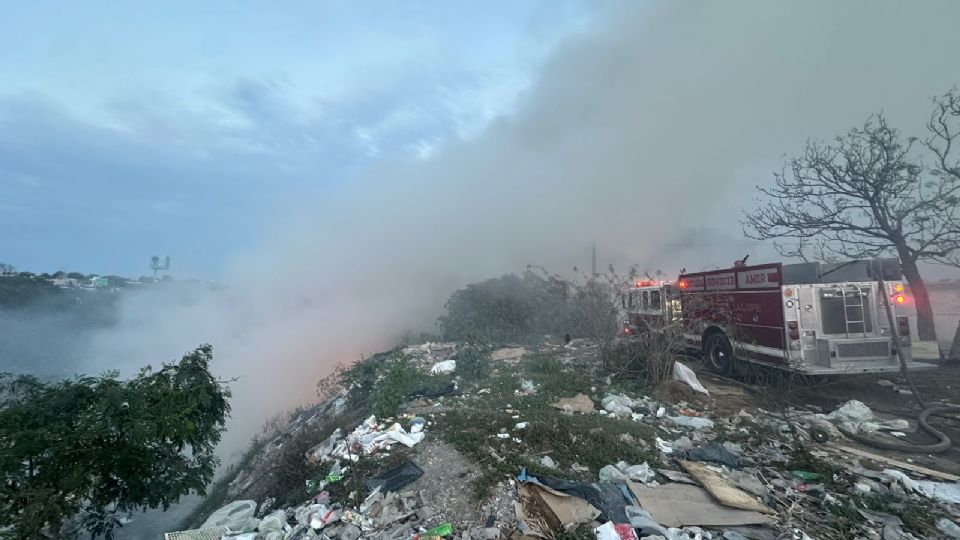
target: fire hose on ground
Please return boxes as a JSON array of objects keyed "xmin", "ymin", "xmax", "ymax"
[
  {"xmin": 834, "ymin": 404, "xmax": 960, "ymax": 454},
  {"xmin": 847, "ymin": 270, "xmax": 960, "ymax": 453},
  {"xmin": 696, "ymin": 367, "xmax": 960, "ymax": 453}
]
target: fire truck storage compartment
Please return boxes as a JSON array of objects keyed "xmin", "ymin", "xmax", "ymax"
[
  {"xmin": 813, "ymin": 338, "xmax": 893, "ymax": 368},
  {"xmin": 781, "ymin": 258, "xmax": 901, "ymax": 284},
  {"xmin": 835, "ymin": 339, "xmax": 891, "ymax": 358}
]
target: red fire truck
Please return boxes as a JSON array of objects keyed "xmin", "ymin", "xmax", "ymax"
[{"xmin": 621, "ymin": 259, "xmax": 930, "ymax": 375}]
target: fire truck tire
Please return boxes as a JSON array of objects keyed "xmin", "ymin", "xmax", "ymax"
[{"xmin": 705, "ymin": 333, "xmax": 734, "ymax": 375}]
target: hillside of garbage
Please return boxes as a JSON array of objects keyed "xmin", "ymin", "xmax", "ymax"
[{"xmin": 169, "ymin": 338, "xmax": 960, "ymax": 540}]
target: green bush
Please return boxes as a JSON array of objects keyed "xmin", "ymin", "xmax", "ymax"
[
  {"xmin": 456, "ymin": 344, "xmax": 491, "ymax": 380},
  {"xmin": 372, "ymin": 355, "xmax": 421, "ymax": 418},
  {"xmin": 438, "ymin": 271, "xmax": 572, "ymax": 343},
  {"xmin": 0, "ymin": 345, "xmax": 231, "ymax": 539}
]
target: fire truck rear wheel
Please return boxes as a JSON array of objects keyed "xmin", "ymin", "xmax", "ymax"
[{"xmin": 705, "ymin": 334, "xmax": 734, "ymax": 375}]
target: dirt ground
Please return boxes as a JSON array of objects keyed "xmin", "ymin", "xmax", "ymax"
[{"xmin": 405, "ymin": 438, "xmax": 516, "ymax": 531}]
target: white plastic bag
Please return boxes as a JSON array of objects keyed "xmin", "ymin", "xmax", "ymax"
[
  {"xmin": 672, "ymin": 361, "xmax": 709, "ymax": 395},
  {"xmin": 201, "ymin": 500, "xmax": 257, "ymax": 529},
  {"xmin": 430, "ymin": 360, "xmax": 456, "ymax": 374}
]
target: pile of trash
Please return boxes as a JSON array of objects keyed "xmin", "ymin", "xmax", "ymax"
[
  {"xmin": 306, "ymin": 415, "xmax": 427, "ymax": 464},
  {"xmin": 402, "ymin": 342, "xmax": 458, "ymax": 370},
  {"xmin": 175, "ymin": 487, "xmax": 455, "ymax": 540},
  {"xmin": 541, "ymin": 380, "xmax": 960, "ymax": 539}
]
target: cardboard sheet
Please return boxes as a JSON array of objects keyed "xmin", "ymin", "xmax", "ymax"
[{"xmin": 627, "ymin": 482, "xmax": 774, "ymax": 527}]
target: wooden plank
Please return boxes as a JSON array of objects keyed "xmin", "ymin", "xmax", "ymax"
[
  {"xmin": 829, "ymin": 444, "xmax": 960, "ymax": 482},
  {"xmin": 679, "ymin": 460, "xmax": 774, "ymax": 514}
]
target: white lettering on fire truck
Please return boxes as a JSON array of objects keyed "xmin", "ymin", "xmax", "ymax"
[
  {"xmin": 737, "ymin": 268, "xmax": 780, "ymax": 289},
  {"xmin": 704, "ymin": 272, "xmax": 736, "ymax": 291}
]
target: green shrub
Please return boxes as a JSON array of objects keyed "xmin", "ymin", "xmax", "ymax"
[
  {"xmin": 372, "ymin": 355, "xmax": 421, "ymax": 418},
  {"xmin": 456, "ymin": 344, "xmax": 491, "ymax": 380}
]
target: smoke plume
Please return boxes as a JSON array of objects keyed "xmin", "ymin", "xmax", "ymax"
[{"xmin": 77, "ymin": 1, "xmax": 960, "ymax": 451}]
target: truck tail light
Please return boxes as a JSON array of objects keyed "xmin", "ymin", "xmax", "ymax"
[
  {"xmin": 892, "ymin": 284, "xmax": 908, "ymax": 304},
  {"xmin": 787, "ymin": 321, "xmax": 799, "ymax": 340}
]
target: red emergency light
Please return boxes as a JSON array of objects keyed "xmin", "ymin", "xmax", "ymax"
[{"xmin": 678, "ymin": 279, "xmax": 689, "ymax": 290}]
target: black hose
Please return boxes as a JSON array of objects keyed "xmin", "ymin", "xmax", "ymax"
[{"xmin": 836, "ymin": 404, "xmax": 960, "ymax": 453}]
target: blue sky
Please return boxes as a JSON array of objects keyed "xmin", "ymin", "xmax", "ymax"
[{"xmin": 0, "ymin": 1, "xmax": 593, "ymax": 278}]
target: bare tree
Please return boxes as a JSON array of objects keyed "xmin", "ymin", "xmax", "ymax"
[
  {"xmin": 743, "ymin": 89, "xmax": 960, "ymax": 341},
  {"xmin": 0, "ymin": 263, "xmax": 14, "ymax": 276}
]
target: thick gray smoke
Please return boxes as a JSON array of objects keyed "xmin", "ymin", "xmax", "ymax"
[{"xmin": 82, "ymin": 0, "xmax": 960, "ymax": 451}]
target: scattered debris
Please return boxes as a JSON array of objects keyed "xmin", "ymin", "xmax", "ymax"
[
  {"xmin": 518, "ymin": 380, "xmax": 538, "ymax": 395},
  {"xmin": 403, "ymin": 342, "xmax": 458, "ymax": 365},
  {"xmin": 550, "ymin": 393, "xmax": 595, "ymax": 414},
  {"xmin": 601, "ymin": 394, "xmax": 636, "ymax": 417}
]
